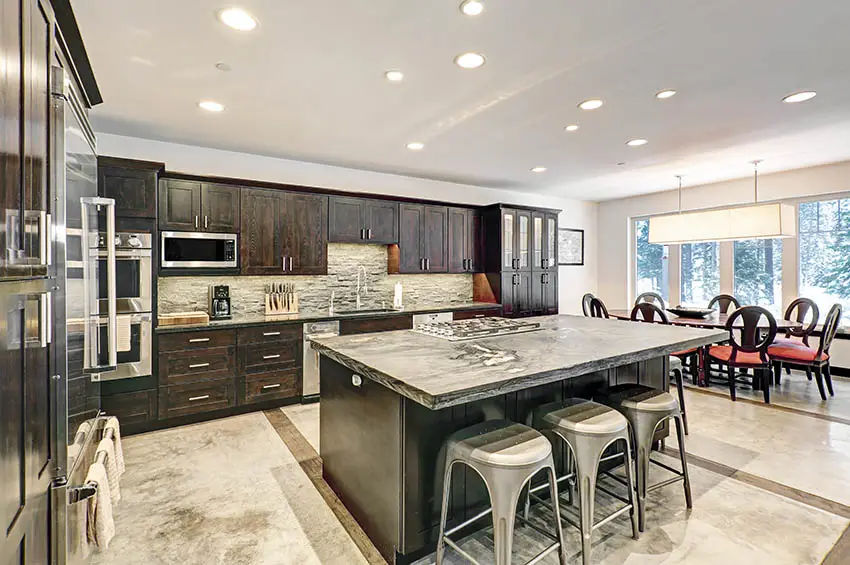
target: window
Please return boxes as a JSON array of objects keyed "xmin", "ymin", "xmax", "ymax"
[
  {"xmin": 634, "ymin": 219, "xmax": 669, "ymax": 301},
  {"xmin": 680, "ymin": 242, "xmax": 720, "ymax": 307},
  {"xmin": 734, "ymin": 239, "xmax": 783, "ymax": 314},
  {"xmin": 799, "ymin": 199, "xmax": 850, "ymax": 325}
]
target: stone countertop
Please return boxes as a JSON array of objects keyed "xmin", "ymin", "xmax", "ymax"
[
  {"xmin": 154, "ymin": 302, "xmax": 502, "ymax": 334},
  {"xmin": 311, "ymin": 315, "xmax": 727, "ymax": 410}
]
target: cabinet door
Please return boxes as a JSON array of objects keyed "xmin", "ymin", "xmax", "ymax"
[
  {"xmin": 501, "ymin": 210, "xmax": 515, "ymax": 271},
  {"xmin": 422, "ymin": 205, "xmax": 448, "ymax": 272},
  {"xmin": 515, "ymin": 209, "xmax": 532, "ymax": 272},
  {"xmin": 447, "ymin": 207, "xmax": 469, "ymax": 273},
  {"xmin": 543, "ymin": 213, "xmax": 558, "ymax": 271},
  {"xmin": 500, "ymin": 272, "xmax": 517, "ymax": 317},
  {"xmin": 516, "ymin": 271, "xmax": 534, "ymax": 316},
  {"xmin": 202, "ymin": 183, "xmax": 240, "ymax": 233},
  {"xmin": 328, "ymin": 196, "xmax": 366, "ymax": 243},
  {"xmin": 531, "ymin": 271, "xmax": 545, "ymax": 315},
  {"xmin": 282, "ymin": 192, "xmax": 328, "ymax": 275},
  {"xmin": 532, "ymin": 212, "xmax": 545, "ymax": 271},
  {"xmin": 469, "ymin": 210, "xmax": 484, "ymax": 272},
  {"xmin": 365, "ymin": 200, "xmax": 399, "ymax": 244},
  {"xmin": 399, "ymin": 204, "xmax": 424, "ymax": 273},
  {"xmin": 98, "ymin": 162, "xmax": 158, "ymax": 218},
  {"xmin": 159, "ymin": 179, "xmax": 202, "ymax": 231},
  {"xmin": 544, "ymin": 271, "xmax": 559, "ymax": 315},
  {"xmin": 240, "ymin": 188, "xmax": 284, "ymax": 275}
]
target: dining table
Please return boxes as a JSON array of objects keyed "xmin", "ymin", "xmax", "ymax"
[{"xmin": 608, "ymin": 309, "xmax": 803, "ymax": 386}]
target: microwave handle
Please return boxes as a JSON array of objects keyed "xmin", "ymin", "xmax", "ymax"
[{"xmin": 80, "ymin": 197, "xmax": 118, "ymax": 377}]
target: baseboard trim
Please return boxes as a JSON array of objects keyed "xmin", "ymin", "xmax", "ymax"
[{"xmin": 301, "ymin": 394, "xmax": 321, "ymax": 404}]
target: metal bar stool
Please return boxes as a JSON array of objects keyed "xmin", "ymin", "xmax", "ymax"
[
  {"xmin": 527, "ymin": 399, "xmax": 639, "ymax": 565},
  {"xmin": 669, "ymin": 356, "xmax": 689, "ymax": 434},
  {"xmin": 436, "ymin": 420, "xmax": 568, "ymax": 565},
  {"xmin": 600, "ymin": 384, "xmax": 692, "ymax": 532}
]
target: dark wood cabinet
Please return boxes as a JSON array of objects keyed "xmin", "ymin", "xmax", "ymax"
[
  {"xmin": 100, "ymin": 390, "xmax": 157, "ymax": 426},
  {"xmin": 531, "ymin": 270, "xmax": 559, "ymax": 316},
  {"xmin": 202, "ymin": 183, "xmax": 240, "ymax": 232},
  {"xmin": 339, "ymin": 315, "xmax": 413, "ymax": 335},
  {"xmin": 158, "ymin": 379, "xmax": 237, "ymax": 419},
  {"xmin": 159, "ymin": 179, "xmax": 240, "ymax": 233},
  {"xmin": 448, "ymin": 207, "xmax": 482, "ymax": 273},
  {"xmin": 501, "ymin": 270, "xmax": 534, "ymax": 317},
  {"xmin": 159, "ymin": 179, "xmax": 202, "ymax": 231},
  {"xmin": 98, "ymin": 157, "xmax": 162, "ymax": 218},
  {"xmin": 281, "ymin": 192, "xmax": 328, "ymax": 275},
  {"xmin": 240, "ymin": 188, "xmax": 285, "ymax": 275},
  {"xmin": 237, "ymin": 325, "xmax": 302, "ymax": 405},
  {"xmin": 328, "ymin": 196, "xmax": 398, "ymax": 244},
  {"xmin": 533, "ymin": 211, "xmax": 559, "ymax": 272},
  {"xmin": 398, "ymin": 204, "xmax": 448, "ymax": 273}
]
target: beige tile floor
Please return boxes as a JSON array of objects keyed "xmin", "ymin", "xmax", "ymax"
[{"xmin": 92, "ymin": 377, "xmax": 850, "ymax": 565}]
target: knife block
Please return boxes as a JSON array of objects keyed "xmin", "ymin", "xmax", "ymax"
[{"xmin": 265, "ymin": 291, "xmax": 299, "ymax": 315}]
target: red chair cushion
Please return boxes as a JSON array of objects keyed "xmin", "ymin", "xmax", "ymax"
[
  {"xmin": 767, "ymin": 344, "xmax": 828, "ymax": 363},
  {"xmin": 708, "ymin": 345, "xmax": 768, "ymax": 367},
  {"xmin": 672, "ymin": 347, "xmax": 697, "ymax": 357},
  {"xmin": 772, "ymin": 337, "xmax": 806, "ymax": 348}
]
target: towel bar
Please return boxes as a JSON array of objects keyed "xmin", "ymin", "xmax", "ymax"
[{"xmin": 67, "ymin": 426, "xmax": 115, "ymax": 505}]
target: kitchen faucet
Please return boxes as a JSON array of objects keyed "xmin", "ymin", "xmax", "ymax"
[{"xmin": 355, "ymin": 265, "xmax": 368, "ymax": 310}]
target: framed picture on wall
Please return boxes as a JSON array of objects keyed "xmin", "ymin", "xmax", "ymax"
[{"xmin": 558, "ymin": 228, "xmax": 584, "ymax": 266}]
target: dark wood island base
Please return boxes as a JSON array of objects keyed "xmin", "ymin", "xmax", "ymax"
[{"xmin": 320, "ymin": 354, "xmax": 669, "ymax": 564}]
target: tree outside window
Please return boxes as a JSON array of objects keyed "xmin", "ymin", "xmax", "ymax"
[
  {"xmin": 635, "ymin": 219, "xmax": 669, "ymax": 301},
  {"xmin": 733, "ymin": 239, "xmax": 783, "ymax": 314},
  {"xmin": 681, "ymin": 242, "xmax": 720, "ymax": 307},
  {"xmin": 799, "ymin": 199, "xmax": 850, "ymax": 325}
]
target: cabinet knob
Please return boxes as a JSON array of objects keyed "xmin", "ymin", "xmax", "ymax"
[{"xmin": 351, "ymin": 374, "xmax": 363, "ymax": 387}]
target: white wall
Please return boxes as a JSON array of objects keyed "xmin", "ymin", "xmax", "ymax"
[{"xmin": 96, "ymin": 133, "xmax": 598, "ymax": 313}]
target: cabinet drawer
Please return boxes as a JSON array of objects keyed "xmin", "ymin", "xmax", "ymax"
[
  {"xmin": 101, "ymin": 390, "xmax": 157, "ymax": 427},
  {"xmin": 158, "ymin": 379, "xmax": 236, "ymax": 419},
  {"xmin": 242, "ymin": 370, "xmax": 301, "ymax": 404},
  {"xmin": 453, "ymin": 308, "xmax": 500, "ymax": 321},
  {"xmin": 158, "ymin": 346, "xmax": 236, "ymax": 385},
  {"xmin": 339, "ymin": 315, "xmax": 412, "ymax": 335},
  {"xmin": 238, "ymin": 324, "xmax": 301, "ymax": 345},
  {"xmin": 158, "ymin": 329, "xmax": 236, "ymax": 352},
  {"xmin": 239, "ymin": 341, "xmax": 301, "ymax": 374}
]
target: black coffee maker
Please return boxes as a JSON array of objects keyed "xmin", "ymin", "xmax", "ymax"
[{"xmin": 209, "ymin": 285, "xmax": 232, "ymax": 320}]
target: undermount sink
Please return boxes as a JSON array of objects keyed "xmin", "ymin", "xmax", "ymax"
[{"xmin": 334, "ymin": 308, "xmax": 399, "ymax": 316}]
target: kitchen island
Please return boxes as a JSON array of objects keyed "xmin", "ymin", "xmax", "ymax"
[{"xmin": 311, "ymin": 315, "xmax": 726, "ymax": 564}]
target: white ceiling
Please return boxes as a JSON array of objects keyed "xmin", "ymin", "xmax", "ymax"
[{"xmin": 73, "ymin": 0, "xmax": 850, "ymax": 201}]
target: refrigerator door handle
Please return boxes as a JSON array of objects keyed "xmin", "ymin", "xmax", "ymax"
[{"xmin": 39, "ymin": 291, "xmax": 52, "ymax": 347}]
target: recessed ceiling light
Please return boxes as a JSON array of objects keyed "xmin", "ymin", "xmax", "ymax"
[
  {"xmin": 656, "ymin": 89, "xmax": 677, "ymax": 99},
  {"xmin": 626, "ymin": 139, "xmax": 648, "ymax": 147},
  {"xmin": 460, "ymin": 0, "xmax": 484, "ymax": 16},
  {"xmin": 564, "ymin": 124, "xmax": 579, "ymax": 132},
  {"xmin": 406, "ymin": 142, "xmax": 425, "ymax": 151},
  {"xmin": 454, "ymin": 52, "xmax": 486, "ymax": 69},
  {"xmin": 782, "ymin": 91, "xmax": 817, "ymax": 104},
  {"xmin": 530, "ymin": 166, "xmax": 547, "ymax": 173},
  {"xmin": 578, "ymin": 99, "xmax": 603, "ymax": 111},
  {"xmin": 218, "ymin": 8, "xmax": 257, "ymax": 31},
  {"xmin": 617, "ymin": 162, "xmax": 626, "ymax": 166},
  {"xmin": 198, "ymin": 100, "xmax": 225, "ymax": 112},
  {"xmin": 384, "ymin": 70, "xmax": 404, "ymax": 82}
]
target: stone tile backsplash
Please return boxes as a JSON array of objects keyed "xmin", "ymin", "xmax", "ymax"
[{"xmin": 158, "ymin": 244, "xmax": 473, "ymax": 315}]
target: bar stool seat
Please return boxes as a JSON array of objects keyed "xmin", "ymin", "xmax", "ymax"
[
  {"xmin": 450, "ymin": 420, "xmax": 553, "ymax": 467},
  {"xmin": 539, "ymin": 398, "xmax": 627, "ymax": 436},
  {"xmin": 607, "ymin": 384, "xmax": 679, "ymax": 412}
]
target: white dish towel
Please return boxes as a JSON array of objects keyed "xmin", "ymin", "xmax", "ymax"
[
  {"xmin": 85, "ymin": 461, "xmax": 115, "ymax": 550},
  {"xmin": 103, "ymin": 417, "xmax": 125, "ymax": 475},
  {"xmin": 96, "ymin": 438, "xmax": 122, "ymax": 503}
]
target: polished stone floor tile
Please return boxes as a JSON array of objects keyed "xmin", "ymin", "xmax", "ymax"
[{"xmin": 282, "ymin": 403, "xmax": 320, "ymax": 452}]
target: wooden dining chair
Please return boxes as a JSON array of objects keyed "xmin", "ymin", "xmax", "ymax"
[
  {"xmin": 773, "ymin": 298, "xmax": 819, "ymax": 382},
  {"xmin": 707, "ymin": 294, "xmax": 741, "ymax": 314},
  {"xmin": 769, "ymin": 304, "xmax": 842, "ymax": 401},
  {"xmin": 581, "ymin": 293, "xmax": 595, "ymax": 317},
  {"xmin": 635, "ymin": 292, "xmax": 666, "ymax": 310},
  {"xmin": 588, "ymin": 297, "xmax": 610, "ymax": 318},
  {"xmin": 708, "ymin": 306, "xmax": 778, "ymax": 403},
  {"xmin": 629, "ymin": 302, "xmax": 690, "ymax": 433}
]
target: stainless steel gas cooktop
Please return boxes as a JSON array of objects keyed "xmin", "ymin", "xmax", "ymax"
[{"xmin": 413, "ymin": 317, "xmax": 542, "ymax": 341}]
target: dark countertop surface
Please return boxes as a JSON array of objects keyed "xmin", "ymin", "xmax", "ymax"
[
  {"xmin": 311, "ymin": 315, "xmax": 727, "ymax": 410},
  {"xmin": 154, "ymin": 302, "xmax": 502, "ymax": 333}
]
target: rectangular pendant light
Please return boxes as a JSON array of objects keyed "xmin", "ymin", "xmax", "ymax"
[{"xmin": 648, "ymin": 202, "xmax": 797, "ymax": 245}]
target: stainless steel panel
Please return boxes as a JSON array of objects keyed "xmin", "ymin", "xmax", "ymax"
[{"xmin": 303, "ymin": 321, "xmax": 339, "ymax": 397}]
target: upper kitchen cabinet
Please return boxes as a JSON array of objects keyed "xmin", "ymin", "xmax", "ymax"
[
  {"xmin": 97, "ymin": 157, "xmax": 163, "ymax": 218},
  {"xmin": 281, "ymin": 192, "xmax": 328, "ymax": 275},
  {"xmin": 448, "ymin": 207, "xmax": 483, "ymax": 273},
  {"xmin": 240, "ymin": 188, "xmax": 284, "ymax": 275},
  {"xmin": 158, "ymin": 179, "xmax": 240, "ymax": 233},
  {"xmin": 396, "ymin": 204, "xmax": 448, "ymax": 273},
  {"xmin": 536, "ymin": 211, "xmax": 558, "ymax": 272},
  {"xmin": 240, "ymin": 188, "xmax": 328, "ymax": 276},
  {"xmin": 328, "ymin": 195, "xmax": 398, "ymax": 244}
]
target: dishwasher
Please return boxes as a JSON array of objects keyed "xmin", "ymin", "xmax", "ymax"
[{"xmin": 303, "ymin": 320, "xmax": 340, "ymax": 399}]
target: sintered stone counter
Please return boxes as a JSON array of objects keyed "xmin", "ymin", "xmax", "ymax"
[
  {"xmin": 313, "ymin": 314, "xmax": 727, "ymax": 564},
  {"xmin": 311, "ymin": 314, "xmax": 726, "ymax": 409}
]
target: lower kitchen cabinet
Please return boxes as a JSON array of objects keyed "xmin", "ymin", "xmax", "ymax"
[
  {"xmin": 158, "ymin": 345, "xmax": 237, "ymax": 386},
  {"xmin": 100, "ymin": 389, "xmax": 157, "ymax": 426},
  {"xmin": 500, "ymin": 271, "xmax": 534, "ymax": 317},
  {"xmin": 452, "ymin": 308, "xmax": 500, "ymax": 321},
  {"xmin": 158, "ymin": 378, "xmax": 237, "ymax": 419},
  {"xmin": 339, "ymin": 315, "xmax": 413, "ymax": 335},
  {"xmin": 242, "ymin": 370, "xmax": 301, "ymax": 404}
]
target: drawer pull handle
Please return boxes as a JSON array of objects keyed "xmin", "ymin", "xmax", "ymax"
[
  {"xmin": 189, "ymin": 363, "xmax": 210, "ymax": 369},
  {"xmin": 263, "ymin": 331, "xmax": 281, "ymax": 336},
  {"xmin": 263, "ymin": 354, "xmax": 281, "ymax": 360},
  {"xmin": 262, "ymin": 383, "xmax": 281, "ymax": 390},
  {"xmin": 189, "ymin": 338, "xmax": 210, "ymax": 343},
  {"xmin": 189, "ymin": 395, "xmax": 210, "ymax": 402},
  {"xmin": 474, "ymin": 314, "xmax": 485, "ymax": 318}
]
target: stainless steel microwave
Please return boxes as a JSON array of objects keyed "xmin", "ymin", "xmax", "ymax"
[{"xmin": 161, "ymin": 231, "xmax": 238, "ymax": 269}]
